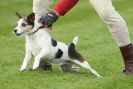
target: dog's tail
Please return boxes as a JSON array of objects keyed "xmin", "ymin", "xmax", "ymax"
[{"xmin": 72, "ymin": 36, "xmax": 79, "ymax": 45}]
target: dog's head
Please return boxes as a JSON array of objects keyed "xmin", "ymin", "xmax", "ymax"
[{"xmin": 13, "ymin": 12, "xmax": 35, "ymax": 36}]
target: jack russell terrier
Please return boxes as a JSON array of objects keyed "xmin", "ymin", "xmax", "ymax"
[{"xmin": 13, "ymin": 12, "xmax": 101, "ymax": 78}]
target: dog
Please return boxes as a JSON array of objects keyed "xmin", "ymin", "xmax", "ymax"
[{"xmin": 13, "ymin": 12, "xmax": 102, "ymax": 78}]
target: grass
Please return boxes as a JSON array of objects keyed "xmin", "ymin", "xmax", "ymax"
[{"xmin": 0, "ymin": 0, "xmax": 133, "ymax": 89}]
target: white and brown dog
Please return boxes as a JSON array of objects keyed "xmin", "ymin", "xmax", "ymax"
[{"xmin": 13, "ymin": 12, "xmax": 101, "ymax": 78}]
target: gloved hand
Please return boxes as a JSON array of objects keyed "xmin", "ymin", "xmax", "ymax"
[{"xmin": 39, "ymin": 11, "xmax": 58, "ymax": 27}]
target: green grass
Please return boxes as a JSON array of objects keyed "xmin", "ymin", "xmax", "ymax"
[{"xmin": 0, "ymin": 0, "xmax": 133, "ymax": 89}]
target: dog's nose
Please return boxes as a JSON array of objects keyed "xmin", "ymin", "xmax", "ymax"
[{"xmin": 14, "ymin": 29, "xmax": 17, "ymax": 33}]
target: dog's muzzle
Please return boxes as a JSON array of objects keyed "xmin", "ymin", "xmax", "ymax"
[{"xmin": 13, "ymin": 29, "xmax": 22, "ymax": 36}]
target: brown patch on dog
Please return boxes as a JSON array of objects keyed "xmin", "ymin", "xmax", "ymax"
[
  {"xmin": 27, "ymin": 13, "xmax": 35, "ymax": 21},
  {"xmin": 27, "ymin": 12, "xmax": 35, "ymax": 27},
  {"xmin": 68, "ymin": 43, "xmax": 84, "ymax": 62}
]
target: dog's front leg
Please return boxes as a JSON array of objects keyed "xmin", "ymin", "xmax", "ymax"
[
  {"xmin": 20, "ymin": 49, "xmax": 32, "ymax": 72},
  {"xmin": 32, "ymin": 48, "xmax": 50, "ymax": 70}
]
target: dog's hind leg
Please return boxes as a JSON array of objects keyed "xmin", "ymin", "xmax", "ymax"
[
  {"xmin": 72, "ymin": 60, "xmax": 102, "ymax": 78},
  {"xmin": 68, "ymin": 43, "xmax": 101, "ymax": 77}
]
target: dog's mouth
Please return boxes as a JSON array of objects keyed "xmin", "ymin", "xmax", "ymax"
[
  {"xmin": 14, "ymin": 32, "xmax": 25, "ymax": 36},
  {"xmin": 16, "ymin": 33, "xmax": 22, "ymax": 36}
]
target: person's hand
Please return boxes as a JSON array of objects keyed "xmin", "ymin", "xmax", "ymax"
[{"xmin": 39, "ymin": 11, "xmax": 58, "ymax": 28}]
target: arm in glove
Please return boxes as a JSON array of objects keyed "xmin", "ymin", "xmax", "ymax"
[{"xmin": 39, "ymin": 11, "xmax": 58, "ymax": 27}]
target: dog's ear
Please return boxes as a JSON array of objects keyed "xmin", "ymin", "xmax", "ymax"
[
  {"xmin": 27, "ymin": 12, "xmax": 35, "ymax": 20},
  {"xmin": 16, "ymin": 12, "xmax": 22, "ymax": 19},
  {"xmin": 27, "ymin": 13, "xmax": 35, "ymax": 26}
]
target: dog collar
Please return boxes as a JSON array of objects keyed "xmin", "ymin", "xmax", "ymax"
[
  {"xmin": 29, "ymin": 26, "xmax": 45, "ymax": 35},
  {"xmin": 29, "ymin": 28, "xmax": 40, "ymax": 35}
]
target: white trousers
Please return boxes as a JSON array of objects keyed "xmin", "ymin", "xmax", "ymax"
[
  {"xmin": 89, "ymin": 0, "xmax": 131, "ymax": 47},
  {"xmin": 33, "ymin": 0, "xmax": 52, "ymax": 23},
  {"xmin": 33, "ymin": 0, "xmax": 131, "ymax": 47}
]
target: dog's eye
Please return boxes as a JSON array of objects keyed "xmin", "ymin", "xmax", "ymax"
[{"xmin": 22, "ymin": 23, "xmax": 27, "ymax": 27}]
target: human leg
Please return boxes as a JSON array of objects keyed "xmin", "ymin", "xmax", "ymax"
[{"xmin": 89, "ymin": 0, "xmax": 133, "ymax": 74}]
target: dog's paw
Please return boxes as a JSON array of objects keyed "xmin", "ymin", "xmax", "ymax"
[
  {"xmin": 20, "ymin": 68, "xmax": 26, "ymax": 72},
  {"xmin": 32, "ymin": 66, "xmax": 38, "ymax": 70},
  {"xmin": 32, "ymin": 61, "xmax": 40, "ymax": 70},
  {"xmin": 97, "ymin": 75, "xmax": 102, "ymax": 78},
  {"xmin": 29, "ymin": 68, "xmax": 38, "ymax": 71},
  {"xmin": 20, "ymin": 65, "xmax": 27, "ymax": 72}
]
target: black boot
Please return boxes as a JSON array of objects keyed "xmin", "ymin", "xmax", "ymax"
[
  {"xmin": 120, "ymin": 43, "xmax": 133, "ymax": 74},
  {"xmin": 38, "ymin": 59, "xmax": 52, "ymax": 71}
]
